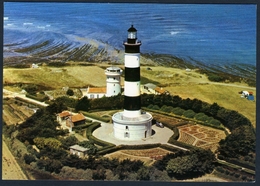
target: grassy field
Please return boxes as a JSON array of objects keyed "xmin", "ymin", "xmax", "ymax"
[
  {"xmin": 3, "ymin": 63, "xmax": 256, "ymax": 127},
  {"xmin": 3, "ymin": 65, "xmax": 116, "ymax": 89},
  {"xmin": 141, "ymin": 66, "xmax": 256, "ymax": 127}
]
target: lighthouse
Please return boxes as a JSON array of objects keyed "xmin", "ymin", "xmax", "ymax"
[
  {"xmin": 112, "ymin": 25, "xmax": 153, "ymax": 141},
  {"xmin": 105, "ymin": 66, "xmax": 122, "ymax": 97},
  {"xmin": 123, "ymin": 25, "xmax": 142, "ymax": 117}
]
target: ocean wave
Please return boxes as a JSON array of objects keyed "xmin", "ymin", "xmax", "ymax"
[
  {"xmin": 23, "ymin": 22, "xmax": 33, "ymax": 25},
  {"xmin": 170, "ymin": 31, "xmax": 179, "ymax": 35}
]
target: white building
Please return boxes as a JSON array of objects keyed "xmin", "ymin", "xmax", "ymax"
[
  {"xmin": 84, "ymin": 86, "xmax": 106, "ymax": 99},
  {"xmin": 105, "ymin": 66, "xmax": 122, "ymax": 97}
]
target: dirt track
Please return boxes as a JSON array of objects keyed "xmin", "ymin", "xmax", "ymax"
[{"xmin": 2, "ymin": 136, "xmax": 27, "ymax": 180}]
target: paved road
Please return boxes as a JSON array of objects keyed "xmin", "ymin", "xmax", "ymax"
[
  {"xmin": 3, "ymin": 89, "xmax": 49, "ymax": 107},
  {"xmin": 207, "ymin": 82, "xmax": 256, "ymax": 90}
]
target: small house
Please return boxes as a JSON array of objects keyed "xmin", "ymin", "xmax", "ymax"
[
  {"xmin": 69, "ymin": 144, "xmax": 89, "ymax": 158},
  {"xmin": 154, "ymin": 87, "xmax": 168, "ymax": 95},
  {"xmin": 85, "ymin": 86, "xmax": 106, "ymax": 99},
  {"xmin": 31, "ymin": 63, "xmax": 39, "ymax": 68},
  {"xmin": 66, "ymin": 113, "xmax": 86, "ymax": 128},
  {"xmin": 142, "ymin": 83, "xmax": 168, "ymax": 95},
  {"xmin": 57, "ymin": 111, "xmax": 71, "ymax": 123}
]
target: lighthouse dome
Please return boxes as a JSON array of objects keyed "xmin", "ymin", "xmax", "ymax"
[{"xmin": 128, "ymin": 25, "xmax": 137, "ymax": 32}]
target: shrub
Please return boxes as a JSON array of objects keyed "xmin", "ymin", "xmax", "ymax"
[
  {"xmin": 160, "ymin": 105, "xmax": 174, "ymax": 113},
  {"xmin": 194, "ymin": 113, "xmax": 209, "ymax": 122},
  {"xmin": 81, "ymin": 111, "xmax": 110, "ymax": 123},
  {"xmin": 208, "ymin": 118, "xmax": 221, "ymax": 126},
  {"xmin": 147, "ymin": 104, "xmax": 154, "ymax": 109},
  {"xmin": 97, "ymin": 145, "xmax": 120, "ymax": 155},
  {"xmin": 26, "ymin": 93, "xmax": 49, "ymax": 102},
  {"xmin": 24, "ymin": 153, "xmax": 36, "ymax": 164},
  {"xmin": 208, "ymin": 73, "xmax": 225, "ymax": 82},
  {"xmin": 152, "ymin": 105, "xmax": 160, "ymax": 110},
  {"xmin": 66, "ymin": 89, "xmax": 74, "ymax": 96},
  {"xmin": 172, "ymin": 107, "xmax": 184, "ymax": 116},
  {"xmin": 183, "ymin": 109, "xmax": 196, "ymax": 118}
]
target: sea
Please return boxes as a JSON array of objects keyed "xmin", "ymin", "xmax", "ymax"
[{"xmin": 3, "ymin": 2, "xmax": 256, "ymax": 66}]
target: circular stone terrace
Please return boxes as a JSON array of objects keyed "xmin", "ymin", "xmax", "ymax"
[{"xmin": 92, "ymin": 122, "xmax": 174, "ymax": 146}]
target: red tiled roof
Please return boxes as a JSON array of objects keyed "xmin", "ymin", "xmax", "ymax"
[
  {"xmin": 88, "ymin": 87, "xmax": 106, "ymax": 93},
  {"xmin": 155, "ymin": 87, "xmax": 166, "ymax": 94},
  {"xmin": 59, "ymin": 111, "xmax": 71, "ymax": 117},
  {"xmin": 71, "ymin": 113, "xmax": 86, "ymax": 122}
]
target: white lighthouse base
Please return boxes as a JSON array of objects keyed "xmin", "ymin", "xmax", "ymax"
[{"xmin": 112, "ymin": 111, "xmax": 153, "ymax": 141}]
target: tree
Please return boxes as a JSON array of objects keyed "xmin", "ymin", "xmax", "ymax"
[
  {"xmin": 46, "ymin": 102, "xmax": 67, "ymax": 114},
  {"xmin": 33, "ymin": 137, "xmax": 62, "ymax": 150},
  {"xmin": 218, "ymin": 125, "xmax": 256, "ymax": 158},
  {"xmin": 24, "ymin": 153, "xmax": 36, "ymax": 164},
  {"xmin": 172, "ymin": 107, "xmax": 184, "ymax": 116},
  {"xmin": 61, "ymin": 135, "xmax": 79, "ymax": 149},
  {"xmin": 166, "ymin": 149, "xmax": 215, "ymax": 179},
  {"xmin": 208, "ymin": 102, "xmax": 221, "ymax": 116},
  {"xmin": 38, "ymin": 128, "xmax": 56, "ymax": 138},
  {"xmin": 24, "ymin": 84, "xmax": 38, "ymax": 95},
  {"xmin": 59, "ymin": 166, "xmax": 93, "ymax": 180},
  {"xmin": 37, "ymin": 158, "xmax": 63, "ymax": 173},
  {"xmin": 137, "ymin": 166, "xmax": 150, "ymax": 180},
  {"xmin": 78, "ymin": 141, "xmax": 98, "ymax": 155},
  {"xmin": 38, "ymin": 146, "xmax": 67, "ymax": 160},
  {"xmin": 56, "ymin": 96, "xmax": 77, "ymax": 108},
  {"xmin": 183, "ymin": 109, "xmax": 196, "ymax": 118},
  {"xmin": 191, "ymin": 98, "xmax": 203, "ymax": 113},
  {"xmin": 66, "ymin": 89, "xmax": 74, "ymax": 96},
  {"xmin": 92, "ymin": 165, "xmax": 106, "ymax": 180},
  {"xmin": 75, "ymin": 96, "xmax": 91, "ymax": 111}
]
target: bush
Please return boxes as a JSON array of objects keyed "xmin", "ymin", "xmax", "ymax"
[
  {"xmin": 81, "ymin": 111, "xmax": 110, "ymax": 123},
  {"xmin": 24, "ymin": 153, "xmax": 36, "ymax": 164},
  {"xmin": 194, "ymin": 113, "xmax": 209, "ymax": 122},
  {"xmin": 147, "ymin": 104, "xmax": 154, "ymax": 109},
  {"xmin": 172, "ymin": 127, "xmax": 179, "ymax": 138},
  {"xmin": 167, "ymin": 139, "xmax": 200, "ymax": 151},
  {"xmin": 26, "ymin": 93, "xmax": 49, "ymax": 102},
  {"xmin": 152, "ymin": 105, "xmax": 160, "ymax": 110},
  {"xmin": 208, "ymin": 118, "xmax": 221, "ymax": 126},
  {"xmin": 97, "ymin": 145, "xmax": 121, "ymax": 155},
  {"xmin": 160, "ymin": 105, "xmax": 174, "ymax": 113},
  {"xmin": 172, "ymin": 107, "xmax": 184, "ymax": 116},
  {"xmin": 207, "ymin": 73, "xmax": 225, "ymax": 82},
  {"xmin": 183, "ymin": 110, "xmax": 196, "ymax": 118},
  {"xmin": 66, "ymin": 89, "xmax": 74, "ymax": 96}
]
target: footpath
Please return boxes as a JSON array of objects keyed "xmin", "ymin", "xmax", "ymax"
[{"xmin": 2, "ymin": 135, "xmax": 27, "ymax": 180}]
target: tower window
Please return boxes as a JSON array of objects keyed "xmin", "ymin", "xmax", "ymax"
[{"xmin": 126, "ymin": 126, "xmax": 128, "ymax": 130}]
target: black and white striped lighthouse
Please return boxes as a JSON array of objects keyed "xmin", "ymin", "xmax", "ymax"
[
  {"xmin": 112, "ymin": 25, "xmax": 153, "ymax": 141},
  {"xmin": 123, "ymin": 25, "xmax": 142, "ymax": 117}
]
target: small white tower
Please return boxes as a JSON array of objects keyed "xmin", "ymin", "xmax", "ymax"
[{"xmin": 105, "ymin": 66, "xmax": 122, "ymax": 97}]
